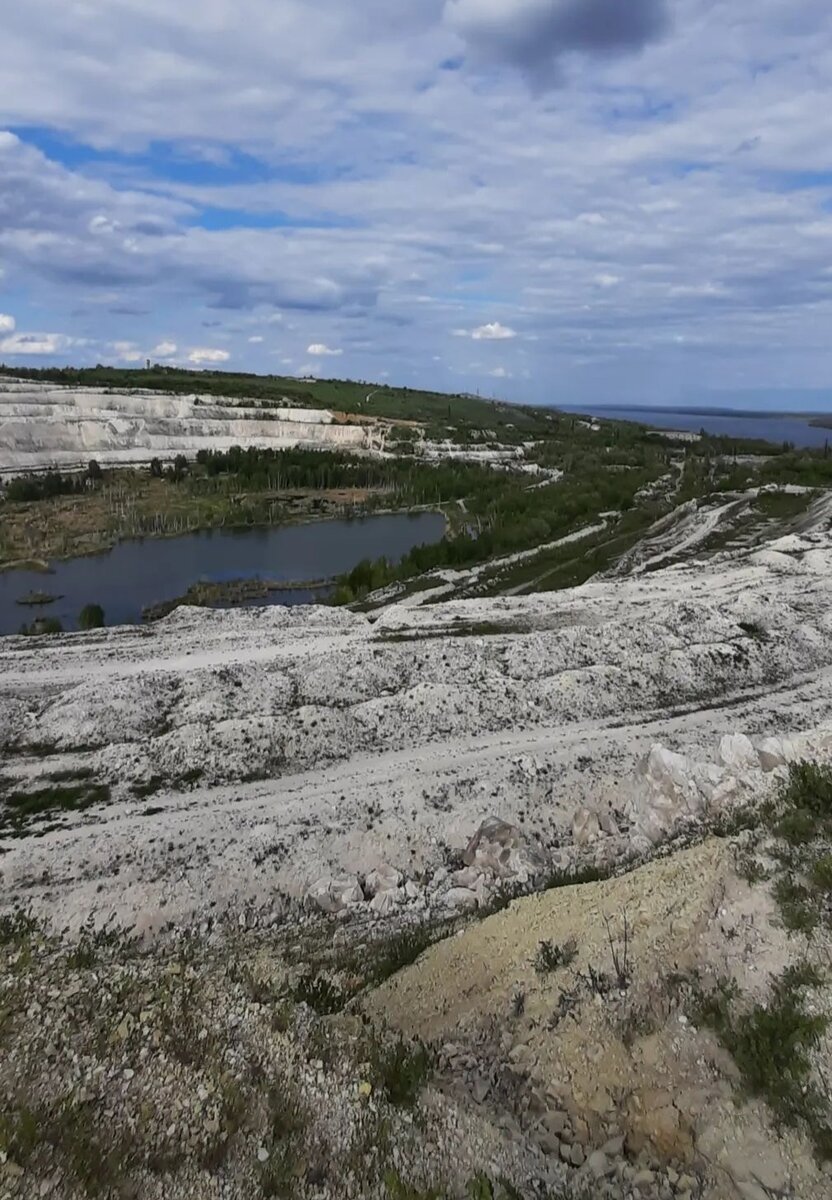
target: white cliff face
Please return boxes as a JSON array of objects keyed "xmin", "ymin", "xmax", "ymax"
[
  {"xmin": 0, "ymin": 380, "xmax": 373, "ymax": 473},
  {"xmin": 2, "ymin": 529, "xmax": 832, "ymax": 931}
]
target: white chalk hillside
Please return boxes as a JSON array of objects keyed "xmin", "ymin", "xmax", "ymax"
[
  {"xmin": 0, "ymin": 379, "xmax": 378, "ymax": 474},
  {"xmin": 2, "ymin": 524, "xmax": 832, "ymax": 933}
]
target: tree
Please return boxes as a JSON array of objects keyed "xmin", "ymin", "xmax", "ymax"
[
  {"xmin": 78, "ymin": 603, "xmax": 105, "ymax": 630},
  {"xmin": 88, "ymin": 459, "xmax": 103, "ymax": 481},
  {"xmin": 150, "ymin": 458, "xmax": 163, "ymax": 478}
]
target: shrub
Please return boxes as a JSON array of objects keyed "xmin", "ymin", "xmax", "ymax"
[
  {"xmin": 692, "ymin": 964, "xmax": 831, "ymax": 1158},
  {"xmin": 534, "ymin": 938, "xmax": 577, "ymax": 975},
  {"xmin": 371, "ymin": 1039, "xmax": 431, "ymax": 1108},
  {"xmin": 78, "ymin": 603, "xmax": 105, "ymax": 630}
]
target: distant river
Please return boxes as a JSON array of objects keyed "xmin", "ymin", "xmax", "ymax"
[
  {"xmin": 558, "ymin": 404, "xmax": 832, "ymax": 450},
  {"xmin": 0, "ymin": 511, "xmax": 445, "ymax": 636}
]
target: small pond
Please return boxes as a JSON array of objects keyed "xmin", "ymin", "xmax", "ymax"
[{"xmin": 0, "ymin": 511, "xmax": 445, "ymax": 635}]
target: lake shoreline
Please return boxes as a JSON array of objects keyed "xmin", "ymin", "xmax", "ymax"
[
  {"xmin": 0, "ymin": 501, "xmax": 449, "ymax": 574},
  {"xmin": 0, "ymin": 510, "xmax": 448, "ymax": 635}
]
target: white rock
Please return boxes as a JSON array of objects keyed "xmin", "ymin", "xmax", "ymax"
[
  {"xmin": 627, "ymin": 744, "xmax": 706, "ymax": 845},
  {"xmin": 306, "ymin": 874, "xmax": 364, "ymax": 914},
  {"xmin": 369, "ymin": 887, "xmax": 404, "ymax": 916},
  {"xmin": 444, "ymin": 886, "xmax": 478, "ymax": 912},
  {"xmin": 572, "ymin": 808, "xmax": 602, "ymax": 847},
  {"xmin": 718, "ymin": 733, "xmax": 758, "ymax": 772},
  {"xmin": 757, "ymin": 735, "xmax": 798, "ymax": 772},
  {"xmin": 463, "ymin": 815, "xmax": 542, "ymax": 881},
  {"xmin": 364, "ymin": 863, "xmax": 402, "ymax": 897},
  {"xmin": 450, "ymin": 866, "xmax": 482, "ymax": 890}
]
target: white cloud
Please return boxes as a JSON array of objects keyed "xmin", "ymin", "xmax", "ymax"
[
  {"xmin": 1, "ymin": 1, "xmax": 832, "ymax": 405},
  {"xmin": 471, "ymin": 322, "xmax": 517, "ymax": 340},
  {"xmin": 0, "ymin": 331, "xmax": 72, "ymax": 355},
  {"xmin": 112, "ymin": 340, "xmax": 142, "ymax": 362},
  {"xmin": 188, "ymin": 347, "xmax": 231, "ymax": 364},
  {"xmin": 594, "ymin": 273, "xmax": 621, "ymax": 288},
  {"xmin": 489, "ymin": 366, "xmax": 510, "ymax": 378},
  {"xmin": 248, "ymin": 335, "xmax": 264, "ymax": 343},
  {"xmin": 153, "ymin": 340, "xmax": 178, "ymax": 358},
  {"xmin": 0, "ymin": 313, "xmax": 15, "ymax": 333},
  {"xmin": 307, "ymin": 342, "xmax": 342, "ymax": 356}
]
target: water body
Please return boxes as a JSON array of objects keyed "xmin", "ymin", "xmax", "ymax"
[
  {"xmin": 558, "ymin": 404, "xmax": 832, "ymax": 450},
  {"xmin": 0, "ymin": 511, "xmax": 445, "ymax": 636}
]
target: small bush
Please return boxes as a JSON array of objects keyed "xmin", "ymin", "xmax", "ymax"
[
  {"xmin": 773, "ymin": 876, "xmax": 819, "ymax": 933},
  {"xmin": 2, "ymin": 781, "xmax": 111, "ymax": 827},
  {"xmin": 290, "ymin": 973, "xmax": 347, "ymax": 1015},
  {"xmin": 0, "ymin": 910, "xmax": 40, "ymax": 947},
  {"xmin": 534, "ymin": 938, "xmax": 577, "ymax": 975},
  {"xmin": 78, "ymin": 603, "xmax": 105, "ymax": 630},
  {"xmin": 372, "ymin": 1039, "xmax": 431, "ymax": 1108},
  {"xmin": 362, "ymin": 923, "xmax": 445, "ymax": 987},
  {"xmin": 692, "ymin": 965, "xmax": 831, "ymax": 1159}
]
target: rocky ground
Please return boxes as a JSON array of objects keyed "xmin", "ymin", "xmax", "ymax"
[{"xmin": 3, "ymin": 524, "xmax": 832, "ymax": 1197}]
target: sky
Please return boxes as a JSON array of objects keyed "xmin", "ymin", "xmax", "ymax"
[{"xmin": 1, "ymin": 1, "xmax": 832, "ymax": 410}]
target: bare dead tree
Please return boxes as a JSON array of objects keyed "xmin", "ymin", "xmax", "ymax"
[{"xmin": 603, "ymin": 909, "xmax": 631, "ymax": 991}]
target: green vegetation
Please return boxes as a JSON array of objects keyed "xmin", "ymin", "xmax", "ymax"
[
  {"xmin": 750, "ymin": 762, "xmax": 832, "ymax": 934},
  {"xmin": 18, "ymin": 616, "xmax": 63, "ymax": 636},
  {"xmin": 78, "ymin": 602, "xmax": 105, "ymax": 630},
  {"xmin": 1, "ymin": 780, "xmax": 111, "ymax": 833},
  {"xmin": 370, "ymin": 1038, "xmax": 431, "ymax": 1108},
  {"xmin": 692, "ymin": 964, "xmax": 831, "ymax": 1159},
  {"xmin": 0, "ymin": 363, "xmax": 557, "ymax": 435},
  {"xmin": 534, "ymin": 937, "xmax": 578, "ymax": 975}
]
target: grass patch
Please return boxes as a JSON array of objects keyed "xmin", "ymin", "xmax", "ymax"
[
  {"xmin": 755, "ymin": 490, "xmax": 814, "ymax": 519},
  {"xmin": 131, "ymin": 775, "xmax": 165, "ymax": 798},
  {"xmin": 0, "ymin": 910, "xmax": 40, "ymax": 947},
  {"xmin": 738, "ymin": 620, "xmax": 768, "ymax": 642},
  {"xmin": 691, "ymin": 964, "xmax": 831, "ymax": 1159},
  {"xmin": 541, "ymin": 861, "xmax": 614, "ymax": 891},
  {"xmin": 290, "ymin": 972, "xmax": 349, "ymax": 1015},
  {"xmin": 377, "ymin": 620, "xmax": 530, "ymax": 643},
  {"xmin": 47, "ymin": 766, "xmax": 95, "ymax": 782},
  {"xmin": 356, "ymin": 923, "xmax": 449, "ymax": 988},
  {"xmin": 753, "ymin": 762, "xmax": 832, "ymax": 932},
  {"xmin": 371, "ymin": 1038, "xmax": 431, "ymax": 1108},
  {"xmin": 1, "ymin": 781, "xmax": 111, "ymax": 831},
  {"xmin": 256, "ymin": 1077, "xmax": 310, "ymax": 1197}
]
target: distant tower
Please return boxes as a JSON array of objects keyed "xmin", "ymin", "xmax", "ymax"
[{"xmin": 146, "ymin": 358, "xmax": 151, "ymax": 370}]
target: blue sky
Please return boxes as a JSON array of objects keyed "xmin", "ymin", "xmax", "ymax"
[{"xmin": 1, "ymin": 0, "xmax": 832, "ymax": 409}]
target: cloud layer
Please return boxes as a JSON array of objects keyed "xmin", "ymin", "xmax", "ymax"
[
  {"xmin": 1, "ymin": 1, "xmax": 832, "ymax": 407},
  {"xmin": 445, "ymin": 0, "xmax": 669, "ymax": 81}
]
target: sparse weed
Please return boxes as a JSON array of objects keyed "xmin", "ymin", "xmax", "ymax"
[
  {"xmin": 691, "ymin": 964, "xmax": 831, "ymax": 1159},
  {"xmin": 0, "ymin": 909, "xmax": 40, "ymax": 947},
  {"xmin": 534, "ymin": 938, "xmax": 577, "ymax": 975},
  {"xmin": 371, "ymin": 1038, "xmax": 431, "ymax": 1108},
  {"xmin": 290, "ymin": 972, "xmax": 348, "ymax": 1015}
]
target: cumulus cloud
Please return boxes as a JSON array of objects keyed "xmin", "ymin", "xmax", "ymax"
[
  {"xmin": 248, "ymin": 335, "xmax": 264, "ymax": 343},
  {"xmin": 1, "ymin": 1, "xmax": 832, "ymax": 405},
  {"xmin": 188, "ymin": 347, "xmax": 230, "ymax": 364},
  {"xmin": 472, "ymin": 322, "xmax": 517, "ymax": 340},
  {"xmin": 444, "ymin": 0, "xmax": 670, "ymax": 82},
  {"xmin": 0, "ymin": 331, "xmax": 72, "ymax": 355},
  {"xmin": 307, "ymin": 342, "xmax": 342, "ymax": 356},
  {"xmin": 490, "ymin": 366, "xmax": 510, "ymax": 377},
  {"xmin": 153, "ymin": 341, "xmax": 178, "ymax": 358},
  {"xmin": 0, "ymin": 313, "xmax": 15, "ymax": 333},
  {"xmin": 112, "ymin": 340, "xmax": 142, "ymax": 362}
]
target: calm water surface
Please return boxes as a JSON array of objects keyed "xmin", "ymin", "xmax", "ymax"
[
  {"xmin": 0, "ymin": 511, "xmax": 445, "ymax": 635},
  {"xmin": 559, "ymin": 405, "xmax": 832, "ymax": 450}
]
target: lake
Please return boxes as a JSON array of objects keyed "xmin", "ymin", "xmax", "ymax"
[
  {"xmin": 0, "ymin": 511, "xmax": 445, "ymax": 636},
  {"xmin": 558, "ymin": 404, "xmax": 832, "ymax": 450}
]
